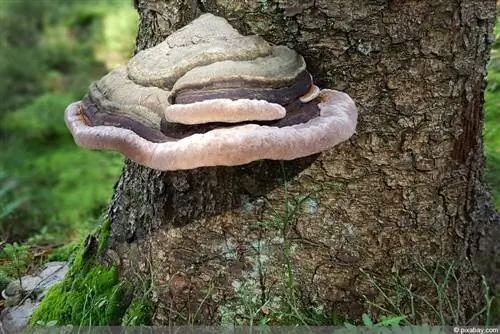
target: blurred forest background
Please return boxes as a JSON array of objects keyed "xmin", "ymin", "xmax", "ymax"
[
  {"xmin": 0, "ymin": 0, "xmax": 137, "ymax": 273},
  {"xmin": 0, "ymin": 0, "xmax": 499, "ymax": 295}
]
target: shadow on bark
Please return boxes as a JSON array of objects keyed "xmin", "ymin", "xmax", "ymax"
[{"xmin": 108, "ymin": 154, "xmax": 319, "ymax": 245}]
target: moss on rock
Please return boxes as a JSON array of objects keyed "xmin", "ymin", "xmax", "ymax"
[{"xmin": 31, "ymin": 218, "xmax": 136, "ymax": 326}]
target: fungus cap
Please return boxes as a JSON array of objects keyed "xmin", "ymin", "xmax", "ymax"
[{"xmin": 64, "ymin": 13, "xmax": 358, "ymax": 171}]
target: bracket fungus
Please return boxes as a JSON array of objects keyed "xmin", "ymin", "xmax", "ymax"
[{"xmin": 65, "ymin": 13, "xmax": 357, "ymax": 171}]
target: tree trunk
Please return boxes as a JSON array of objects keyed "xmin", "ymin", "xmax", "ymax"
[{"xmin": 103, "ymin": 0, "xmax": 499, "ymax": 325}]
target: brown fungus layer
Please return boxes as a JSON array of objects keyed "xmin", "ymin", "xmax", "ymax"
[
  {"xmin": 173, "ymin": 70, "xmax": 312, "ymax": 105},
  {"xmin": 81, "ymin": 97, "xmax": 170, "ymax": 143}
]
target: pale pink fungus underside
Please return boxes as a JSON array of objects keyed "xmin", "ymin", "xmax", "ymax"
[{"xmin": 65, "ymin": 89, "xmax": 357, "ymax": 171}]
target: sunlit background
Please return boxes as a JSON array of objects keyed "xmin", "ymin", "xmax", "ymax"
[
  {"xmin": 0, "ymin": 0, "xmax": 137, "ymax": 250},
  {"xmin": 0, "ymin": 0, "xmax": 499, "ymax": 289},
  {"xmin": 485, "ymin": 17, "xmax": 500, "ymax": 210}
]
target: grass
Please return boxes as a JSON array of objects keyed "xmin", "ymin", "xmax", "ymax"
[
  {"xmin": 217, "ymin": 165, "xmax": 498, "ymax": 327},
  {"xmin": 121, "ymin": 297, "xmax": 153, "ymax": 326},
  {"xmin": 361, "ymin": 261, "xmax": 495, "ymax": 326},
  {"xmin": 217, "ymin": 174, "xmax": 348, "ymax": 327}
]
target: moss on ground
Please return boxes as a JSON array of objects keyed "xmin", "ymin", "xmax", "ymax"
[
  {"xmin": 47, "ymin": 243, "xmax": 79, "ymax": 262},
  {"xmin": 30, "ymin": 218, "xmax": 145, "ymax": 326}
]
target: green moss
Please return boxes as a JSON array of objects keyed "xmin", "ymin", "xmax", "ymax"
[
  {"xmin": 31, "ymin": 221, "xmax": 133, "ymax": 326},
  {"xmin": 31, "ymin": 263, "xmax": 132, "ymax": 325},
  {"xmin": 98, "ymin": 217, "xmax": 111, "ymax": 256},
  {"xmin": 47, "ymin": 243, "xmax": 79, "ymax": 262},
  {"xmin": 0, "ymin": 270, "xmax": 10, "ymax": 292},
  {"xmin": 105, "ymin": 281, "xmax": 134, "ymax": 324},
  {"xmin": 121, "ymin": 297, "xmax": 152, "ymax": 325}
]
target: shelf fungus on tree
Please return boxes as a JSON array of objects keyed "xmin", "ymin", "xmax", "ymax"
[{"xmin": 64, "ymin": 13, "xmax": 358, "ymax": 171}]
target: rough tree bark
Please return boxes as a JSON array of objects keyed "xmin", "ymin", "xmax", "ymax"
[{"xmin": 102, "ymin": 0, "xmax": 499, "ymax": 325}]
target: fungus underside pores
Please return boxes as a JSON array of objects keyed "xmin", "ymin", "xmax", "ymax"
[{"xmin": 64, "ymin": 13, "xmax": 357, "ymax": 171}]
